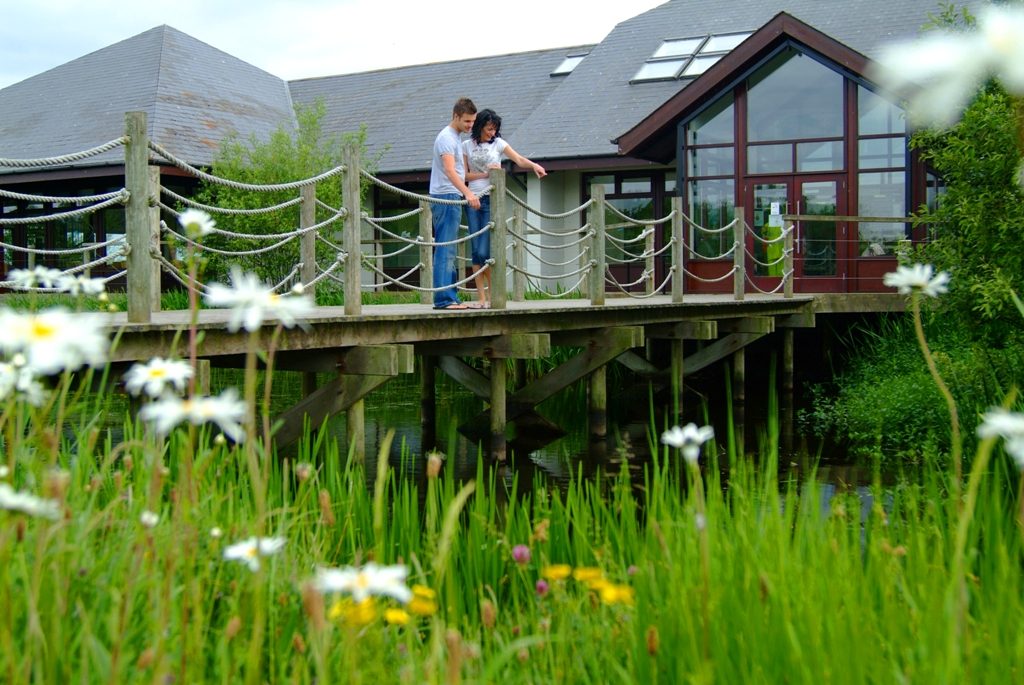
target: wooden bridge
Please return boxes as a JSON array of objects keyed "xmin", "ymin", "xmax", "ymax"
[
  {"xmin": 2, "ymin": 113, "xmax": 910, "ymax": 459},
  {"xmin": 106, "ymin": 292, "xmax": 900, "ymax": 460}
]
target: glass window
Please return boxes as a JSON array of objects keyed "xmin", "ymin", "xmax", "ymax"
[
  {"xmin": 587, "ymin": 175, "xmax": 615, "ymax": 195},
  {"xmin": 748, "ymin": 144, "xmax": 792, "ymax": 173},
  {"xmin": 858, "ymin": 137, "xmax": 905, "ymax": 169},
  {"xmin": 551, "ymin": 54, "xmax": 586, "ymax": 76},
  {"xmin": 797, "ymin": 140, "xmax": 844, "ymax": 172},
  {"xmin": 652, "ymin": 37, "xmax": 704, "ymax": 59},
  {"xmin": 688, "ymin": 178, "xmax": 735, "ymax": 258},
  {"xmin": 632, "ymin": 60, "xmax": 685, "ymax": 81},
  {"xmin": 620, "ymin": 178, "xmax": 652, "ymax": 194},
  {"xmin": 858, "ymin": 171, "xmax": 907, "ymax": 256},
  {"xmin": 665, "ymin": 177, "xmax": 677, "ymax": 194},
  {"xmin": 687, "ymin": 92, "xmax": 734, "ymax": 145},
  {"xmin": 701, "ymin": 33, "xmax": 751, "ymax": 53},
  {"xmin": 689, "ymin": 146, "xmax": 734, "ymax": 176},
  {"xmin": 747, "ymin": 50, "xmax": 844, "ymax": 142},
  {"xmin": 858, "ymin": 86, "xmax": 905, "ymax": 136},
  {"xmin": 681, "ymin": 55, "xmax": 722, "ymax": 77}
]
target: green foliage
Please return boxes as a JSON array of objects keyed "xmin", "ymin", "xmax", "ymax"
[
  {"xmin": 911, "ymin": 86, "xmax": 1024, "ymax": 341},
  {"xmin": 190, "ymin": 100, "xmax": 370, "ymax": 289},
  {"xmin": 805, "ymin": 315, "xmax": 1024, "ymax": 457}
]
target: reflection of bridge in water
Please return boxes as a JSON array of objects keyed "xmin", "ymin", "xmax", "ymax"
[{"xmin": 2, "ymin": 113, "xmax": 906, "ymax": 460}]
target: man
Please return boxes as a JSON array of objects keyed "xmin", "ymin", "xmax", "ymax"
[{"xmin": 429, "ymin": 97, "xmax": 480, "ymax": 310}]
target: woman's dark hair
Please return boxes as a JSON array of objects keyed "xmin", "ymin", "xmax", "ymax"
[{"xmin": 471, "ymin": 109, "xmax": 502, "ymax": 144}]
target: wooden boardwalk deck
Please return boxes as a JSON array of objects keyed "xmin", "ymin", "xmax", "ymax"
[{"xmin": 107, "ymin": 293, "xmax": 900, "ymax": 363}]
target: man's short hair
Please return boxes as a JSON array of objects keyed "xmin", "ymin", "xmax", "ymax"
[{"xmin": 453, "ymin": 97, "xmax": 477, "ymax": 117}]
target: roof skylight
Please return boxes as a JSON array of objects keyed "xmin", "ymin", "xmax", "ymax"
[
  {"xmin": 632, "ymin": 31, "xmax": 752, "ymax": 83},
  {"xmin": 551, "ymin": 53, "xmax": 588, "ymax": 76}
]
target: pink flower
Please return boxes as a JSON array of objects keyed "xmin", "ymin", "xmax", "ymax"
[
  {"xmin": 535, "ymin": 579, "xmax": 549, "ymax": 597},
  {"xmin": 627, "ymin": 565, "xmax": 639, "ymax": 576},
  {"xmin": 512, "ymin": 544, "xmax": 531, "ymax": 565}
]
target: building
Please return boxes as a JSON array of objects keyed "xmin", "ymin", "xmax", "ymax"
[{"xmin": 0, "ymin": 0, "xmax": 987, "ymax": 292}]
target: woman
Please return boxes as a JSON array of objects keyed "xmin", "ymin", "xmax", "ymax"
[{"xmin": 463, "ymin": 109, "xmax": 546, "ymax": 307}]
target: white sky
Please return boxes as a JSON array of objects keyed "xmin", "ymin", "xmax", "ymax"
[{"xmin": 0, "ymin": 0, "xmax": 667, "ymax": 90}]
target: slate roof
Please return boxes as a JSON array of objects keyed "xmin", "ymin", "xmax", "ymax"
[
  {"xmin": 0, "ymin": 25, "xmax": 295, "ymax": 174},
  {"xmin": 287, "ymin": 45, "xmax": 591, "ymax": 175}
]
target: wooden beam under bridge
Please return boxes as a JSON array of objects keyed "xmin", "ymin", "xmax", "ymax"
[
  {"xmin": 273, "ymin": 345, "xmax": 414, "ymax": 447},
  {"xmin": 453, "ymin": 327, "xmax": 644, "ymax": 442}
]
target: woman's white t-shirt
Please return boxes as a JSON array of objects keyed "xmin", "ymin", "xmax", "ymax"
[{"xmin": 463, "ymin": 138, "xmax": 509, "ymax": 194}]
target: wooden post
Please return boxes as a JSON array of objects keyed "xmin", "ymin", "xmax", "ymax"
[
  {"xmin": 341, "ymin": 142, "xmax": 362, "ymax": 315},
  {"xmin": 419, "ymin": 200, "xmax": 433, "ymax": 305},
  {"xmin": 490, "ymin": 358, "xmax": 507, "ymax": 462},
  {"xmin": 147, "ymin": 165, "xmax": 161, "ymax": 312},
  {"xmin": 784, "ymin": 219, "xmax": 795, "ymax": 298},
  {"xmin": 671, "ymin": 196, "xmax": 684, "ymax": 303},
  {"xmin": 645, "ymin": 225, "xmax": 655, "ymax": 296},
  {"xmin": 782, "ymin": 328, "xmax": 795, "ymax": 453},
  {"xmin": 512, "ymin": 202, "xmax": 526, "ymax": 301},
  {"xmin": 195, "ymin": 359, "xmax": 211, "ymax": 395},
  {"xmin": 300, "ymin": 185, "xmax": 316, "ymax": 295},
  {"xmin": 589, "ymin": 183, "xmax": 606, "ymax": 306},
  {"xmin": 733, "ymin": 206, "xmax": 745, "ymax": 301},
  {"xmin": 732, "ymin": 347, "xmax": 746, "ymax": 451},
  {"xmin": 348, "ymin": 399, "xmax": 366, "ymax": 463},
  {"xmin": 420, "ymin": 355, "xmax": 436, "ymax": 451},
  {"xmin": 589, "ymin": 364, "xmax": 607, "ymax": 440},
  {"xmin": 489, "ymin": 168, "xmax": 507, "ymax": 310},
  {"xmin": 125, "ymin": 111, "xmax": 153, "ymax": 323},
  {"xmin": 671, "ymin": 338, "xmax": 685, "ymax": 422}
]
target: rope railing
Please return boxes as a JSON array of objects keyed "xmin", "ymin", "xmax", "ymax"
[
  {"xmin": 149, "ymin": 141, "xmax": 345, "ymax": 192},
  {"xmin": 518, "ymin": 271, "xmax": 591, "ymax": 297},
  {"xmin": 0, "ymin": 191, "xmax": 129, "ymax": 225},
  {"xmin": 161, "ymin": 186, "xmax": 304, "ymax": 216},
  {"xmin": 1, "ymin": 112, "xmax": 843, "ymax": 317},
  {"xmin": 0, "ymin": 137, "xmax": 128, "ymax": 169},
  {"xmin": 506, "ymin": 190, "xmax": 591, "ymax": 219},
  {"xmin": 743, "ymin": 270, "xmax": 793, "ymax": 295}
]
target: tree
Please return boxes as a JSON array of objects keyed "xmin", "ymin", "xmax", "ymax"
[{"xmin": 189, "ymin": 100, "xmax": 370, "ymax": 290}]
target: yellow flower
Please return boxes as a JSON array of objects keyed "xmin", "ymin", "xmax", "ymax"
[
  {"xmin": 541, "ymin": 564, "xmax": 572, "ymax": 581},
  {"xmin": 572, "ymin": 567, "xmax": 603, "ymax": 583},
  {"xmin": 327, "ymin": 598, "xmax": 378, "ymax": 625},
  {"xmin": 384, "ymin": 608, "xmax": 410, "ymax": 626},
  {"xmin": 598, "ymin": 584, "xmax": 635, "ymax": 606},
  {"xmin": 408, "ymin": 585, "xmax": 438, "ymax": 616}
]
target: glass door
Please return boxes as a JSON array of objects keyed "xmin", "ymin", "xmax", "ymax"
[{"xmin": 746, "ymin": 175, "xmax": 847, "ymax": 293}]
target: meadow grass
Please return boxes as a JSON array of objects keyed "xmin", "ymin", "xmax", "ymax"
[{"xmin": 2, "ymin": 400, "xmax": 1022, "ymax": 683}]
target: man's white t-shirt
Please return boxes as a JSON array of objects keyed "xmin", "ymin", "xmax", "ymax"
[
  {"xmin": 429, "ymin": 125, "xmax": 467, "ymax": 195},
  {"xmin": 463, "ymin": 138, "xmax": 509, "ymax": 194}
]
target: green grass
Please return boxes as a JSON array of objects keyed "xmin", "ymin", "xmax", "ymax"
[{"xmin": 2, "ymin": 386, "xmax": 1022, "ymax": 683}]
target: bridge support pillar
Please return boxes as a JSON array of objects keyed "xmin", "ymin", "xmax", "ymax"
[
  {"xmin": 782, "ymin": 328, "xmax": 795, "ymax": 453},
  {"xmin": 420, "ymin": 355, "xmax": 437, "ymax": 453},
  {"xmin": 490, "ymin": 360, "xmax": 507, "ymax": 462},
  {"xmin": 347, "ymin": 400, "xmax": 366, "ymax": 463},
  {"xmin": 732, "ymin": 346, "xmax": 746, "ymax": 454},
  {"xmin": 589, "ymin": 364, "xmax": 607, "ymax": 440}
]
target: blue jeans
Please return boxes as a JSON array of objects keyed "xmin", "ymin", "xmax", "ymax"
[
  {"xmin": 431, "ymin": 194, "xmax": 463, "ymax": 308},
  {"xmin": 466, "ymin": 195, "xmax": 491, "ymax": 265}
]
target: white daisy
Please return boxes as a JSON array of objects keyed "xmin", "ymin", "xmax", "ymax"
[
  {"xmin": 661, "ymin": 423, "xmax": 715, "ymax": 464},
  {"xmin": 209, "ymin": 526, "xmax": 223, "ymax": 539},
  {"xmin": 313, "ymin": 563, "xmax": 413, "ymax": 603},
  {"xmin": 978, "ymin": 408, "xmax": 1024, "ymax": 471},
  {"xmin": 140, "ymin": 510, "xmax": 159, "ymax": 528},
  {"xmin": 178, "ymin": 208, "xmax": 216, "ymax": 237},
  {"xmin": 124, "ymin": 358, "xmax": 193, "ymax": 397},
  {"xmin": 223, "ymin": 536, "xmax": 286, "ymax": 572},
  {"xmin": 0, "ymin": 307, "xmax": 110, "ymax": 375},
  {"xmin": 0, "ymin": 483, "xmax": 60, "ymax": 520},
  {"xmin": 138, "ymin": 388, "xmax": 247, "ymax": 443},
  {"xmin": 205, "ymin": 266, "xmax": 314, "ymax": 333},
  {"xmin": 882, "ymin": 264, "xmax": 950, "ymax": 298},
  {"xmin": 7, "ymin": 266, "xmax": 65, "ymax": 289},
  {"xmin": 871, "ymin": 6, "xmax": 1024, "ymax": 128},
  {"xmin": 57, "ymin": 273, "xmax": 106, "ymax": 297}
]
